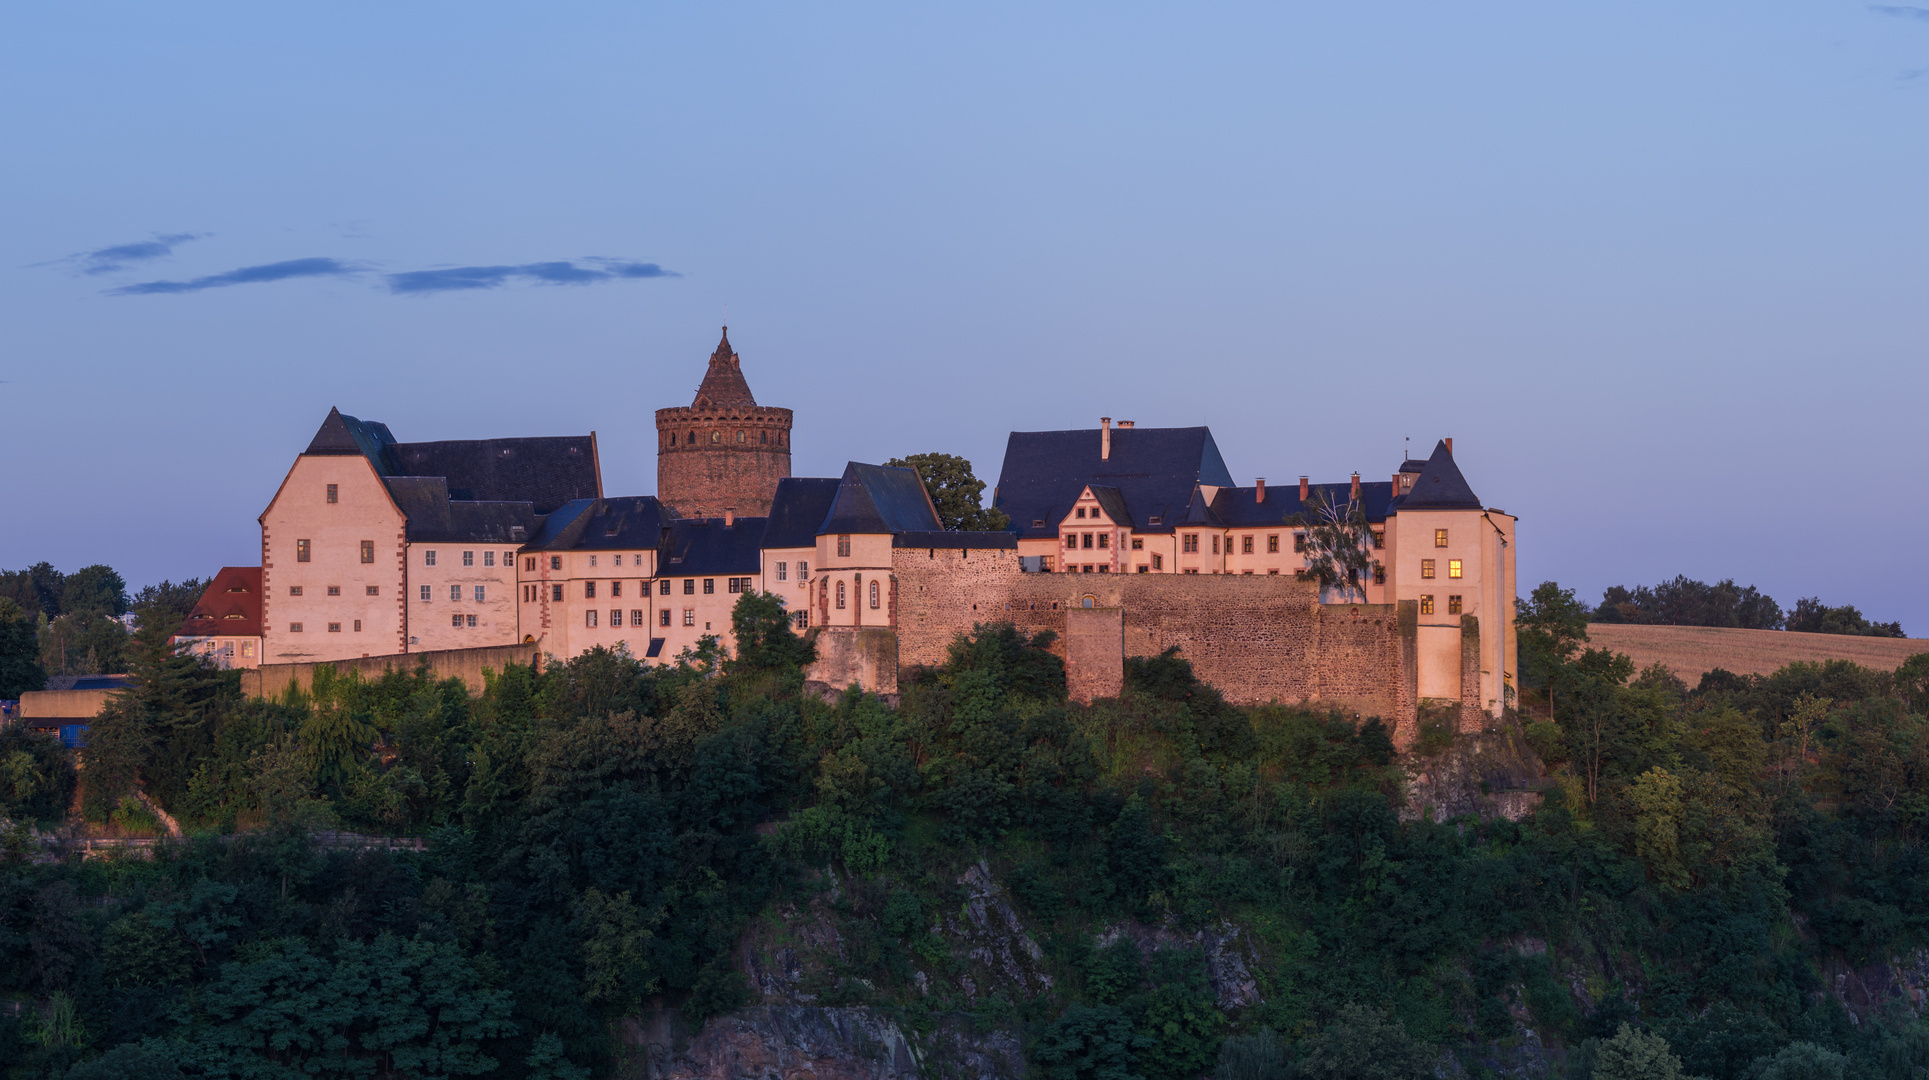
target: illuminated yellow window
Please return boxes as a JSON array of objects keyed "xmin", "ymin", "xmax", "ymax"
[
  {"xmin": 1420, "ymin": 595, "xmax": 1435, "ymax": 615},
  {"xmin": 1242, "ymin": 535, "xmax": 1253, "ymax": 554},
  {"xmin": 1267, "ymin": 535, "xmax": 1279, "ymax": 553},
  {"xmin": 1448, "ymin": 594, "xmax": 1463, "ymax": 614},
  {"xmin": 1449, "ymin": 559, "xmax": 1462, "ymax": 579},
  {"xmin": 1421, "ymin": 559, "xmax": 1436, "ymax": 579},
  {"xmin": 1435, "ymin": 528, "xmax": 1449, "ymax": 547}
]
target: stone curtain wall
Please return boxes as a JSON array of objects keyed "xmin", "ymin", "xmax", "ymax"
[
  {"xmin": 242, "ymin": 642, "xmax": 542, "ymax": 699},
  {"xmin": 892, "ymin": 555, "xmax": 1415, "ymax": 726},
  {"xmin": 1063, "ymin": 607, "xmax": 1124, "ymax": 703}
]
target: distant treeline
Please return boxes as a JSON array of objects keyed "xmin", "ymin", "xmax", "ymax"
[
  {"xmin": 0, "ymin": 562, "xmax": 205, "ymax": 695},
  {"xmin": 1592, "ymin": 574, "xmax": 1904, "ymax": 638}
]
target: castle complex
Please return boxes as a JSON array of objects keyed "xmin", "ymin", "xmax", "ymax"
[{"xmin": 179, "ymin": 330, "xmax": 1518, "ymax": 734}]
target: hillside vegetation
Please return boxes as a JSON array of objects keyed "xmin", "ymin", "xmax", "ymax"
[{"xmin": 0, "ymin": 589, "xmax": 1928, "ymax": 1078}]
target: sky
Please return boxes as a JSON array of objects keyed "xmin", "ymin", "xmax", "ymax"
[{"xmin": 3, "ymin": 3, "xmax": 1926, "ymax": 631}]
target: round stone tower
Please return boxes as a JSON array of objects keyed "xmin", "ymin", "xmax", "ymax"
[{"xmin": 655, "ymin": 328, "xmax": 792, "ymax": 518}]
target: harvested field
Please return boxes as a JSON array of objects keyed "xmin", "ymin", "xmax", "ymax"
[{"xmin": 1584, "ymin": 623, "xmax": 1929, "ymax": 683}]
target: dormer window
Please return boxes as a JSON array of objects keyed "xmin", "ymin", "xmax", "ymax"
[
  {"xmin": 1076, "ymin": 508, "xmax": 1086, "ymax": 519},
  {"xmin": 1148, "ymin": 516, "xmax": 1162, "ymax": 526}
]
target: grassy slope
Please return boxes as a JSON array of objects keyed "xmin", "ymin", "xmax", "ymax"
[{"xmin": 1585, "ymin": 623, "xmax": 1928, "ymax": 683}]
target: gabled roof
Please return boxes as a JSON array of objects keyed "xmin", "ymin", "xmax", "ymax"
[
  {"xmin": 306, "ymin": 408, "xmax": 398, "ymax": 462},
  {"xmin": 1083, "ymin": 486, "xmax": 1133, "ymax": 526},
  {"xmin": 520, "ymin": 497, "xmax": 670, "ymax": 551},
  {"xmin": 761, "ymin": 477, "xmax": 842, "ymax": 549},
  {"xmin": 993, "ymin": 425, "xmax": 1235, "ymax": 538},
  {"xmin": 660, "ymin": 517, "xmax": 767, "ymax": 576},
  {"xmin": 1395, "ymin": 440, "xmax": 1482, "ymax": 511},
  {"xmin": 303, "ymin": 407, "xmax": 600, "ymax": 516},
  {"xmin": 818, "ymin": 462, "xmax": 942, "ymax": 536},
  {"xmin": 174, "ymin": 566, "xmax": 263, "ymax": 640},
  {"xmin": 691, "ymin": 326, "xmax": 758, "ymax": 408},
  {"xmin": 1210, "ymin": 481, "xmax": 1396, "ymax": 528}
]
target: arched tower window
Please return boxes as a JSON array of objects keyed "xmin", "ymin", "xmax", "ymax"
[
  {"xmin": 710, "ymin": 430, "xmax": 720, "ymax": 443},
  {"xmin": 835, "ymin": 580, "xmax": 847, "ymax": 609},
  {"xmin": 760, "ymin": 431, "xmax": 767, "ymax": 445},
  {"xmin": 736, "ymin": 430, "xmax": 745, "ymax": 444},
  {"xmin": 868, "ymin": 581, "xmax": 880, "ymax": 609},
  {"xmin": 686, "ymin": 431, "xmax": 696, "ymax": 445}
]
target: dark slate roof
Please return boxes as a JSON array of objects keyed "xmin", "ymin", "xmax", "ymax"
[
  {"xmin": 174, "ymin": 566, "xmax": 262, "ymax": 640},
  {"xmin": 691, "ymin": 327, "xmax": 758, "ymax": 408},
  {"xmin": 306, "ymin": 408, "xmax": 398, "ymax": 460},
  {"xmin": 387, "ymin": 436, "xmax": 599, "ymax": 514},
  {"xmin": 383, "ymin": 477, "xmax": 540, "ymax": 543},
  {"xmin": 761, "ymin": 478, "xmax": 842, "ymax": 549},
  {"xmin": 893, "ymin": 531, "xmax": 1017, "ymax": 550},
  {"xmin": 1395, "ymin": 440, "xmax": 1482, "ymax": 511},
  {"xmin": 993, "ymin": 426, "xmax": 1235, "ymax": 538},
  {"xmin": 818, "ymin": 462, "xmax": 942, "ymax": 536},
  {"xmin": 523, "ymin": 499, "xmax": 599, "ymax": 551},
  {"xmin": 1210, "ymin": 481, "xmax": 1396, "ymax": 528},
  {"xmin": 305, "ymin": 408, "xmax": 600, "ymax": 516},
  {"xmin": 1399, "ymin": 458, "xmax": 1429, "ymax": 474},
  {"xmin": 660, "ymin": 517, "xmax": 767, "ymax": 576},
  {"xmin": 1087, "ymin": 486, "xmax": 1133, "ymax": 526},
  {"xmin": 571, "ymin": 497, "xmax": 672, "ymax": 551}
]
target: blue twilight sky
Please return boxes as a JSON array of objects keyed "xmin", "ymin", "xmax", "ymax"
[{"xmin": 3, "ymin": 3, "xmax": 1926, "ymax": 630}]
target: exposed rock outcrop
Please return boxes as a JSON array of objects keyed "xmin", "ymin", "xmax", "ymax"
[{"xmin": 617, "ymin": 1007, "xmax": 1023, "ymax": 1080}]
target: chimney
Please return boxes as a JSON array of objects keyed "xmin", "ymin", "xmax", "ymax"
[
  {"xmin": 1298, "ymin": 476, "xmax": 1310, "ymax": 502},
  {"xmin": 1100, "ymin": 417, "xmax": 1112, "ymax": 460},
  {"xmin": 1444, "ymin": 437, "xmax": 1453, "ymax": 456},
  {"xmin": 1350, "ymin": 472, "xmax": 1361, "ymax": 500},
  {"xmin": 723, "ymin": 507, "xmax": 735, "ymax": 528},
  {"xmin": 1255, "ymin": 477, "xmax": 1265, "ymax": 504}
]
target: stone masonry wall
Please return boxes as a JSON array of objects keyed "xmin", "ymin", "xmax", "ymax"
[
  {"xmin": 893, "ymin": 555, "xmax": 1414, "ymax": 725},
  {"xmin": 242, "ymin": 643, "xmax": 542, "ymax": 700},
  {"xmin": 655, "ymin": 405, "xmax": 792, "ymax": 518}
]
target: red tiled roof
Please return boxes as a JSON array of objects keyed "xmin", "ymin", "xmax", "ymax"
[{"xmin": 173, "ymin": 566, "xmax": 263, "ymax": 640}]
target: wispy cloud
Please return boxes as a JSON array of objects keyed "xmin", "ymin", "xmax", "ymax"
[
  {"xmin": 109, "ymin": 257, "xmax": 362, "ymax": 295},
  {"xmin": 1871, "ymin": 5, "xmax": 1929, "ymax": 20},
  {"xmin": 61, "ymin": 232, "xmax": 204, "ymax": 275},
  {"xmin": 385, "ymin": 258, "xmax": 679, "ymax": 295}
]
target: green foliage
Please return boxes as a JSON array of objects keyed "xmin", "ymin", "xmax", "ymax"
[
  {"xmin": 0, "ymin": 597, "xmax": 45, "ymax": 698},
  {"xmin": 1295, "ymin": 1004, "xmax": 1436, "ymax": 1080},
  {"xmin": 1034, "ymin": 1003, "xmax": 1153, "ymax": 1080},
  {"xmin": 1746, "ymin": 1041, "xmax": 1846, "ymax": 1080},
  {"xmin": 1593, "ymin": 1023, "xmax": 1691, "ymax": 1080},
  {"xmin": 883, "ymin": 451, "xmax": 1011, "ymax": 531},
  {"xmin": 1213, "ymin": 1029, "xmax": 1288, "ymax": 1080}
]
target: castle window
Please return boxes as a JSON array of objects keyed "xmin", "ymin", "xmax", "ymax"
[
  {"xmin": 290, "ymin": 586, "xmax": 303, "ymax": 596},
  {"xmin": 1137, "ymin": 565, "xmax": 1148, "ymax": 573},
  {"xmin": 588, "ymin": 555, "xmax": 597, "ymax": 568},
  {"xmin": 684, "ymin": 608, "xmax": 696, "ymax": 625},
  {"xmin": 1373, "ymin": 563, "xmax": 1385, "ymax": 585},
  {"xmin": 792, "ymin": 610, "xmax": 807, "ymax": 629},
  {"xmin": 777, "ymin": 562, "xmax": 788, "ymax": 581},
  {"xmin": 1152, "ymin": 553, "xmax": 1163, "ymax": 570},
  {"xmin": 327, "ymin": 585, "xmax": 340, "ymax": 596},
  {"xmin": 736, "ymin": 430, "xmax": 745, "ymax": 444},
  {"xmin": 704, "ymin": 578, "xmax": 715, "ymax": 594},
  {"xmin": 290, "ymin": 623, "xmax": 303, "ymax": 632},
  {"xmin": 1183, "ymin": 534, "xmax": 1198, "ymax": 553},
  {"xmin": 1373, "ymin": 531, "xmax": 1385, "ymax": 550},
  {"xmin": 1420, "ymin": 595, "xmax": 1435, "ymax": 615},
  {"xmin": 353, "ymin": 620, "xmax": 362, "ymax": 632},
  {"xmin": 760, "ymin": 431, "xmax": 767, "ymax": 444},
  {"xmin": 467, "ymin": 614, "xmax": 476, "ymax": 628},
  {"xmin": 660, "ymin": 609, "xmax": 671, "ymax": 626},
  {"xmin": 1242, "ymin": 535, "xmax": 1253, "ymax": 554},
  {"xmin": 632, "ymin": 609, "xmax": 644, "ymax": 626},
  {"xmin": 358, "ymin": 541, "xmax": 373, "ymax": 563},
  {"xmin": 328, "ymin": 622, "xmax": 341, "ymax": 633},
  {"xmin": 1042, "ymin": 556, "xmax": 1054, "ymax": 571},
  {"xmin": 687, "ymin": 431, "xmax": 696, "ymax": 445},
  {"xmin": 1082, "ymin": 533, "xmax": 1094, "ymax": 549},
  {"xmin": 552, "ymin": 584, "xmax": 564, "ymax": 601},
  {"xmin": 710, "ymin": 430, "xmax": 720, "ymax": 443},
  {"xmin": 837, "ymin": 535, "xmax": 851, "ymax": 558},
  {"xmin": 585, "ymin": 581, "xmax": 597, "ymax": 599},
  {"xmin": 869, "ymin": 581, "xmax": 880, "ymax": 609},
  {"xmin": 550, "ymin": 556, "xmax": 561, "ymax": 570},
  {"xmin": 474, "ymin": 586, "xmax": 485, "ymax": 601},
  {"xmin": 297, "ymin": 539, "xmax": 311, "ymax": 563},
  {"xmin": 451, "ymin": 585, "xmax": 462, "ymax": 601},
  {"xmin": 1065, "ymin": 535, "xmax": 1077, "ymax": 550},
  {"xmin": 366, "ymin": 585, "xmax": 379, "ymax": 596},
  {"xmin": 1448, "ymin": 594, "xmax": 1463, "ymax": 614},
  {"xmin": 1076, "ymin": 507, "xmax": 1086, "ymax": 519},
  {"xmin": 326, "ymin": 483, "xmax": 338, "ymax": 504},
  {"xmin": 1131, "ymin": 537, "xmax": 1143, "ymax": 550},
  {"xmin": 611, "ymin": 609, "xmax": 623, "ymax": 626},
  {"xmin": 728, "ymin": 577, "xmax": 742, "ymax": 594},
  {"xmin": 420, "ymin": 585, "xmax": 431, "ymax": 600},
  {"xmin": 661, "ymin": 580, "xmax": 671, "ymax": 595},
  {"xmin": 1097, "ymin": 533, "xmax": 1109, "ymax": 549},
  {"xmin": 1435, "ymin": 529, "xmax": 1449, "ymax": 547},
  {"xmin": 483, "ymin": 551, "xmax": 495, "ymax": 567},
  {"xmin": 452, "ymin": 613, "xmax": 464, "ymax": 628},
  {"xmin": 836, "ymin": 581, "xmax": 846, "ymax": 609},
  {"xmin": 684, "ymin": 580, "xmax": 695, "ymax": 595},
  {"xmin": 1449, "ymin": 559, "xmax": 1463, "ymax": 579},
  {"xmin": 462, "ymin": 551, "xmax": 474, "ymax": 567},
  {"xmin": 1293, "ymin": 533, "xmax": 1306, "ymax": 553},
  {"xmin": 612, "ymin": 581, "xmax": 622, "ymax": 598},
  {"xmin": 798, "ymin": 561, "xmax": 808, "ymax": 577},
  {"xmin": 1421, "ymin": 559, "xmax": 1436, "ymax": 579},
  {"xmin": 1268, "ymin": 535, "xmax": 1279, "ymax": 553},
  {"xmin": 1212, "ymin": 536, "xmax": 1220, "ymax": 555},
  {"xmin": 586, "ymin": 610, "xmax": 598, "ymax": 628}
]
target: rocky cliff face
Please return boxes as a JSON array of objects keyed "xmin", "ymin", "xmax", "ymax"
[{"xmin": 617, "ymin": 1007, "xmax": 1023, "ymax": 1080}]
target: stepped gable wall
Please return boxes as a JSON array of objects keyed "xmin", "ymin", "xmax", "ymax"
[{"xmin": 890, "ymin": 554, "xmax": 1414, "ymax": 722}]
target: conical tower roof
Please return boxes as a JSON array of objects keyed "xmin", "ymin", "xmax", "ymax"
[{"xmin": 692, "ymin": 326, "xmax": 758, "ymax": 408}]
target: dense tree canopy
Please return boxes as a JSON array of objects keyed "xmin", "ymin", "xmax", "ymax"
[{"xmin": 883, "ymin": 452, "xmax": 1011, "ymax": 531}]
